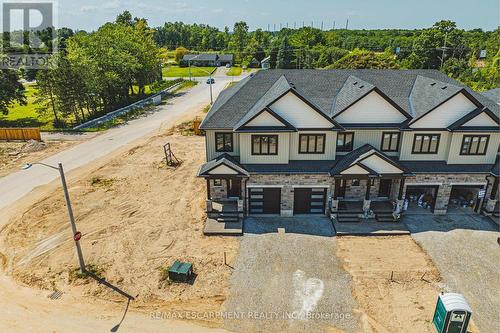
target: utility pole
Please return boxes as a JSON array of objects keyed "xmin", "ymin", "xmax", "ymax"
[
  {"xmin": 333, "ymin": 20, "xmax": 335, "ymax": 30},
  {"xmin": 267, "ymin": 23, "xmax": 270, "ymax": 31},
  {"xmin": 294, "ymin": 21, "xmax": 296, "ymax": 29},
  {"xmin": 274, "ymin": 23, "xmax": 276, "ymax": 31},
  {"xmin": 321, "ymin": 21, "xmax": 323, "ymax": 30},
  {"xmin": 345, "ymin": 18, "xmax": 349, "ymax": 29},
  {"xmin": 439, "ymin": 32, "xmax": 448, "ymax": 70}
]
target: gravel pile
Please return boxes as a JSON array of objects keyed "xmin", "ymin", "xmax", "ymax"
[{"xmin": 19, "ymin": 140, "xmax": 47, "ymax": 153}]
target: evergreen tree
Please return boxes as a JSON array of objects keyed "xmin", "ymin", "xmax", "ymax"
[{"xmin": 276, "ymin": 35, "xmax": 293, "ymax": 69}]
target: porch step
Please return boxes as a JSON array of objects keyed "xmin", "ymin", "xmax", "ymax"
[
  {"xmin": 376, "ymin": 213, "xmax": 395, "ymax": 222},
  {"xmin": 217, "ymin": 217, "xmax": 239, "ymax": 222},
  {"xmin": 218, "ymin": 212, "xmax": 239, "ymax": 217}
]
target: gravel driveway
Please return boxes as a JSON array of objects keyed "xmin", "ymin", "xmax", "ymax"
[
  {"xmin": 404, "ymin": 213, "xmax": 499, "ymax": 333},
  {"xmin": 223, "ymin": 233, "xmax": 359, "ymax": 333}
]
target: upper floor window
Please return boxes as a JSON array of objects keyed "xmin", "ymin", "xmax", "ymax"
[
  {"xmin": 381, "ymin": 132, "xmax": 400, "ymax": 152},
  {"xmin": 460, "ymin": 135, "xmax": 489, "ymax": 155},
  {"xmin": 299, "ymin": 134, "xmax": 326, "ymax": 154},
  {"xmin": 337, "ymin": 132, "xmax": 354, "ymax": 152},
  {"xmin": 215, "ymin": 132, "xmax": 233, "ymax": 152},
  {"xmin": 252, "ymin": 135, "xmax": 278, "ymax": 155},
  {"xmin": 412, "ymin": 134, "xmax": 440, "ymax": 154}
]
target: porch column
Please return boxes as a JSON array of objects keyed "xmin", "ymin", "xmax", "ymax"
[
  {"xmin": 363, "ymin": 179, "xmax": 371, "ymax": 212},
  {"xmin": 396, "ymin": 177, "xmax": 406, "ymax": 213},
  {"xmin": 398, "ymin": 177, "xmax": 406, "ymax": 200},
  {"xmin": 206, "ymin": 179, "xmax": 213, "ymax": 212},
  {"xmin": 485, "ymin": 177, "xmax": 499, "ymax": 213},
  {"xmin": 332, "ymin": 178, "xmax": 340, "ymax": 211}
]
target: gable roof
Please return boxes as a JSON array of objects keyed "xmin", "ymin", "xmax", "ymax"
[
  {"xmin": 197, "ymin": 154, "xmax": 249, "ymax": 177},
  {"xmin": 482, "ymin": 88, "xmax": 500, "ymax": 104},
  {"xmin": 201, "ymin": 69, "xmax": 499, "ymax": 130},
  {"xmin": 330, "ymin": 144, "xmax": 410, "ymax": 176},
  {"xmin": 183, "ymin": 53, "xmax": 217, "ymax": 61},
  {"xmin": 236, "ymin": 107, "xmax": 296, "ymax": 132},
  {"xmin": 447, "ymin": 107, "xmax": 499, "ymax": 131}
]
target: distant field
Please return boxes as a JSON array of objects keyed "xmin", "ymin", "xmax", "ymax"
[
  {"xmin": 162, "ymin": 66, "xmax": 216, "ymax": 77},
  {"xmin": 226, "ymin": 66, "xmax": 242, "ymax": 76},
  {"xmin": 0, "ymin": 84, "xmax": 54, "ymax": 129}
]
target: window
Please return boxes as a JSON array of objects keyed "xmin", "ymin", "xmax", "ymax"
[
  {"xmin": 460, "ymin": 135, "xmax": 489, "ymax": 155},
  {"xmin": 381, "ymin": 132, "xmax": 400, "ymax": 152},
  {"xmin": 252, "ymin": 135, "xmax": 278, "ymax": 155},
  {"xmin": 351, "ymin": 179, "xmax": 360, "ymax": 186},
  {"xmin": 412, "ymin": 134, "xmax": 440, "ymax": 154},
  {"xmin": 299, "ymin": 134, "xmax": 326, "ymax": 154},
  {"xmin": 337, "ymin": 132, "xmax": 354, "ymax": 152},
  {"xmin": 213, "ymin": 179, "xmax": 222, "ymax": 186},
  {"xmin": 215, "ymin": 132, "xmax": 233, "ymax": 152}
]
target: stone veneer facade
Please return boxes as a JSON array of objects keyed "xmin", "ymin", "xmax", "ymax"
[{"xmin": 208, "ymin": 173, "xmax": 492, "ymax": 216}]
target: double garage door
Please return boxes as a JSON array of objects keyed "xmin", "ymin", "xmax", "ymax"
[{"xmin": 248, "ymin": 187, "xmax": 326, "ymax": 215}]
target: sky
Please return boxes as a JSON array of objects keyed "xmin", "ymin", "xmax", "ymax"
[{"xmin": 11, "ymin": 0, "xmax": 500, "ymax": 31}]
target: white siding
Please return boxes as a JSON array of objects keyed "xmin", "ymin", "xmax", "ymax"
[
  {"xmin": 410, "ymin": 93, "xmax": 477, "ymax": 128},
  {"xmin": 208, "ymin": 165, "xmax": 238, "ymax": 175},
  {"xmin": 240, "ymin": 132, "xmax": 290, "ymax": 164},
  {"xmin": 360, "ymin": 155, "xmax": 403, "ymax": 174},
  {"xmin": 336, "ymin": 130, "xmax": 400, "ymax": 157},
  {"xmin": 289, "ymin": 131, "xmax": 337, "ymax": 160},
  {"xmin": 205, "ymin": 130, "xmax": 240, "ymax": 161},
  {"xmin": 400, "ymin": 131, "xmax": 451, "ymax": 161},
  {"xmin": 462, "ymin": 112, "xmax": 498, "ymax": 127},
  {"xmin": 341, "ymin": 164, "xmax": 369, "ymax": 175},
  {"xmin": 334, "ymin": 91, "xmax": 407, "ymax": 124},
  {"xmin": 245, "ymin": 110, "xmax": 286, "ymax": 127},
  {"xmin": 447, "ymin": 132, "xmax": 500, "ymax": 164},
  {"xmin": 269, "ymin": 92, "xmax": 334, "ymax": 128}
]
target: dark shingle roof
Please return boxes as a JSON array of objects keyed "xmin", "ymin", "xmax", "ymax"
[
  {"xmin": 243, "ymin": 160, "xmax": 336, "ymax": 174},
  {"xmin": 197, "ymin": 153, "xmax": 249, "ymax": 176},
  {"xmin": 482, "ymin": 88, "xmax": 500, "ymax": 104},
  {"xmin": 218, "ymin": 54, "xmax": 233, "ymax": 61},
  {"xmin": 397, "ymin": 160, "xmax": 495, "ymax": 174},
  {"xmin": 183, "ymin": 54, "xmax": 217, "ymax": 61},
  {"xmin": 332, "ymin": 75, "xmax": 375, "ymax": 116},
  {"xmin": 201, "ymin": 69, "xmax": 500, "ymax": 129}
]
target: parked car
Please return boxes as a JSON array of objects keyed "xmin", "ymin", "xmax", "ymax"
[
  {"xmin": 225, "ymin": 64, "xmax": 231, "ymax": 68},
  {"xmin": 206, "ymin": 78, "xmax": 215, "ymax": 84}
]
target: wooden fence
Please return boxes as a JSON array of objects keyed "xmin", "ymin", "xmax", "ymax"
[{"xmin": 0, "ymin": 128, "xmax": 41, "ymax": 141}]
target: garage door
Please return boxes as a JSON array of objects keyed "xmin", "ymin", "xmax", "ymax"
[
  {"xmin": 249, "ymin": 188, "xmax": 281, "ymax": 214},
  {"xmin": 293, "ymin": 188, "xmax": 327, "ymax": 214},
  {"xmin": 405, "ymin": 185, "xmax": 439, "ymax": 213}
]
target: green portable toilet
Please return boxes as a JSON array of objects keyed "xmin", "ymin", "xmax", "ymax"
[{"xmin": 433, "ymin": 293, "xmax": 472, "ymax": 333}]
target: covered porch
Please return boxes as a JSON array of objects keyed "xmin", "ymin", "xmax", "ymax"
[
  {"xmin": 330, "ymin": 144, "xmax": 411, "ymax": 223},
  {"xmin": 197, "ymin": 154, "xmax": 249, "ymax": 235}
]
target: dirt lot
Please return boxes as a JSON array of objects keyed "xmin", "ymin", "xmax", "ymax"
[
  {"xmin": 0, "ymin": 140, "xmax": 76, "ymax": 177},
  {"xmin": 0, "ymin": 126, "xmax": 239, "ymax": 327},
  {"xmin": 336, "ymin": 236, "xmax": 478, "ymax": 333}
]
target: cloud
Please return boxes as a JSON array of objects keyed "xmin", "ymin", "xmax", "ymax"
[
  {"xmin": 211, "ymin": 8, "xmax": 224, "ymax": 13},
  {"xmin": 103, "ymin": 0, "xmax": 122, "ymax": 10},
  {"xmin": 80, "ymin": 5, "xmax": 98, "ymax": 13}
]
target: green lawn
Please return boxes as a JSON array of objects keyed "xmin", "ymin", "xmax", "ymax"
[
  {"xmin": 162, "ymin": 66, "xmax": 216, "ymax": 78},
  {"xmin": 0, "ymin": 84, "xmax": 55, "ymax": 129},
  {"xmin": 226, "ymin": 66, "xmax": 242, "ymax": 76}
]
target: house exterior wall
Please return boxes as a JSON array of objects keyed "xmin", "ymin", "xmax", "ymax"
[
  {"xmin": 205, "ymin": 130, "xmax": 240, "ymax": 161},
  {"xmin": 447, "ymin": 132, "xmax": 500, "ymax": 164},
  {"xmin": 247, "ymin": 174, "xmax": 333, "ymax": 216},
  {"xmin": 403, "ymin": 173, "xmax": 489, "ymax": 214},
  {"xmin": 209, "ymin": 179, "xmax": 227, "ymax": 200},
  {"xmin": 335, "ymin": 91, "xmax": 408, "ymax": 124},
  {"xmin": 289, "ymin": 131, "xmax": 337, "ymax": 160},
  {"xmin": 240, "ymin": 132, "xmax": 290, "ymax": 164},
  {"xmin": 399, "ymin": 131, "xmax": 452, "ymax": 161},
  {"xmin": 410, "ymin": 93, "xmax": 477, "ymax": 128},
  {"xmin": 269, "ymin": 92, "xmax": 335, "ymax": 128}
]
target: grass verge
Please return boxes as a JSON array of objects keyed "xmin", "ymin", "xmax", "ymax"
[{"xmin": 162, "ymin": 66, "xmax": 216, "ymax": 77}]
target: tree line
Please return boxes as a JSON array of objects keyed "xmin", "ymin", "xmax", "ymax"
[{"xmin": 1, "ymin": 12, "xmax": 498, "ymax": 128}]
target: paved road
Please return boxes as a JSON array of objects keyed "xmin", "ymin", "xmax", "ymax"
[
  {"xmin": 404, "ymin": 213, "xmax": 499, "ymax": 333},
  {"xmin": 0, "ymin": 76, "xmax": 237, "ymax": 213}
]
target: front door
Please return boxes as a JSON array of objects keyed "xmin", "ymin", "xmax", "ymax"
[
  {"xmin": 335, "ymin": 179, "xmax": 346, "ymax": 198},
  {"xmin": 227, "ymin": 179, "xmax": 241, "ymax": 198},
  {"xmin": 378, "ymin": 179, "xmax": 392, "ymax": 198}
]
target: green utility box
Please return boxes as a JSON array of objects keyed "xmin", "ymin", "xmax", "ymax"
[
  {"xmin": 168, "ymin": 260, "xmax": 193, "ymax": 283},
  {"xmin": 433, "ymin": 293, "xmax": 472, "ymax": 333}
]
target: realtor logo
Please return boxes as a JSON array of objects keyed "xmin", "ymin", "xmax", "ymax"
[{"xmin": 1, "ymin": 1, "xmax": 58, "ymax": 69}]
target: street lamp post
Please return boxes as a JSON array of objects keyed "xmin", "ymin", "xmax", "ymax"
[
  {"xmin": 22, "ymin": 162, "xmax": 86, "ymax": 273},
  {"xmin": 195, "ymin": 67, "xmax": 214, "ymax": 105}
]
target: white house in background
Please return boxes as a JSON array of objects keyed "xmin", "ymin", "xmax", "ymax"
[{"xmin": 198, "ymin": 69, "xmax": 499, "ymax": 224}]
